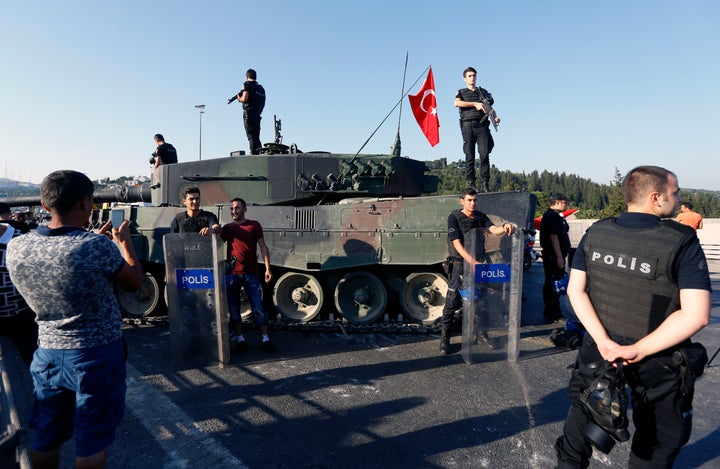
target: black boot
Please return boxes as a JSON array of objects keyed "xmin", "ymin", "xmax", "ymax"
[
  {"xmin": 466, "ymin": 180, "xmax": 477, "ymax": 191},
  {"xmin": 439, "ymin": 331, "xmax": 451, "ymax": 354},
  {"xmin": 480, "ymin": 181, "xmax": 490, "ymax": 193}
]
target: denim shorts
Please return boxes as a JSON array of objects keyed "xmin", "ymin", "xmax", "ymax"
[
  {"xmin": 29, "ymin": 338, "xmax": 127, "ymax": 457},
  {"xmin": 226, "ymin": 273, "xmax": 268, "ymax": 326}
]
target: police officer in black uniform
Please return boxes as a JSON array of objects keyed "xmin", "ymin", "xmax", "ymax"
[
  {"xmin": 439, "ymin": 188, "xmax": 515, "ymax": 354},
  {"xmin": 540, "ymin": 193, "xmax": 571, "ymax": 323},
  {"xmin": 230, "ymin": 68, "xmax": 266, "ymax": 155},
  {"xmin": 454, "ymin": 67, "xmax": 500, "ymax": 193},
  {"xmin": 555, "ymin": 166, "xmax": 711, "ymax": 468}
]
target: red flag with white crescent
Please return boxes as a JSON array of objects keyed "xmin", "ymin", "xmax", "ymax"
[{"xmin": 408, "ymin": 67, "xmax": 440, "ymax": 147}]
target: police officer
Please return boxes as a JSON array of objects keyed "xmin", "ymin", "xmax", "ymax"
[
  {"xmin": 230, "ymin": 68, "xmax": 266, "ymax": 155},
  {"xmin": 555, "ymin": 166, "xmax": 711, "ymax": 467},
  {"xmin": 539, "ymin": 193, "xmax": 571, "ymax": 323},
  {"xmin": 439, "ymin": 188, "xmax": 515, "ymax": 354},
  {"xmin": 454, "ymin": 66, "xmax": 500, "ymax": 193},
  {"xmin": 152, "ymin": 134, "xmax": 178, "ymax": 169}
]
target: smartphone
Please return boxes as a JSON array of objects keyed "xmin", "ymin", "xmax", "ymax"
[{"xmin": 111, "ymin": 209, "xmax": 124, "ymax": 228}]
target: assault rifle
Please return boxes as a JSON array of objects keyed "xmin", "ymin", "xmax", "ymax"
[
  {"xmin": 227, "ymin": 91, "xmax": 241, "ymax": 105},
  {"xmin": 477, "ymin": 87, "xmax": 499, "ymax": 132}
]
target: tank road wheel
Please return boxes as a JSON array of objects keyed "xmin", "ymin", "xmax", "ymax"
[
  {"xmin": 400, "ymin": 272, "xmax": 448, "ymax": 325},
  {"xmin": 272, "ymin": 272, "xmax": 324, "ymax": 322},
  {"xmin": 115, "ymin": 272, "xmax": 160, "ymax": 317},
  {"xmin": 334, "ymin": 272, "xmax": 387, "ymax": 324}
]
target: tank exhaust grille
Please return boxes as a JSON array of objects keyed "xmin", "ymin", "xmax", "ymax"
[{"xmin": 295, "ymin": 209, "xmax": 316, "ymax": 230}]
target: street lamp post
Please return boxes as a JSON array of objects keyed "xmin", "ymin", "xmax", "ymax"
[{"xmin": 194, "ymin": 104, "xmax": 206, "ymax": 160}]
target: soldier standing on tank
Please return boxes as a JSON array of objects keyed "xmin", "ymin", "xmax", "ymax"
[
  {"xmin": 454, "ymin": 67, "xmax": 500, "ymax": 192},
  {"xmin": 439, "ymin": 188, "xmax": 515, "ymax": 354},
  {"xmin": 228, "ymin": 68, "xmax": 266, "ymax": 155}
]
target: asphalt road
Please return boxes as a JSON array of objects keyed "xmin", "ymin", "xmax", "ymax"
[{"xmin": 8, "ymin": 259, "xmax": 720, "ymax": 469}]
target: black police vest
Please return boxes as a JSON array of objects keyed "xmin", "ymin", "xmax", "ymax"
[
  {"xmin": 242, "ymin": 81, "xmax": 266, "ymax": 114},
  {"xmin": 175, "ymin": 211, "xmax": 213, "ymax": 234},
  {"xmin": 448, "ymin": 210, "xmax": 491, "ymax": 259},
  {"xmin": 457, "ymin": 87, "xmax": 491, "ymax": 122},
  {"xmin": 582, "ymin": 218, "xmax": 694, "ymax": 340},
  {"xmin": 157, "ymin": 143, "xmax": 177, "ymax": 164}
]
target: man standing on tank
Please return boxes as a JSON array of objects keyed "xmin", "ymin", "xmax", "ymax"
[
  {"xmin": 454, "ymin": 67, "xmax": 500, "ymax": 193},
  {"xmin": 555, "ymin": 165, "xmax": 711, "ymax": 468},
  {"xmin": 439, "ymin": 188, "xmax": 515, "ymax": 354},
  {"xmin": 221, "ymin": 198, "xmax": 276, "ymax": 354},
  {"xmin": 152, "ymin": 133, "xmax": 178, "ymax": 169},
  {"xmin": 170, "ymin": 187, "xmax": 221, "ymax": 236},
  {"xmin": 230, "ymin": 68, "xmax": 266, "ymax": 155}
]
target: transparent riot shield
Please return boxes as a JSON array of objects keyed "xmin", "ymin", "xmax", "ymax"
[
  {"xmin": 461, "ymin": 227, "xmax": 523, "ymax": 363},
  {"xmin": 163, "ymin": 233, "xmax": 230, "ymax": 367}
]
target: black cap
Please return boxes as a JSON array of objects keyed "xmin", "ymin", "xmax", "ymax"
[{"xmin": 550, "ymin": 193, "xmax": 568, "ymax": 203}]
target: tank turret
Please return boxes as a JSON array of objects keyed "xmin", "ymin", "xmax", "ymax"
[{"xmin": 149, "ymin": 151, "xmax": 438, "ymax": 207}]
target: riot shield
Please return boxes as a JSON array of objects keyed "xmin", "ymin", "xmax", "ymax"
[
  {"xmin": 461, "ymin": 227, "xmax": 523, "ymax": 363},
  {"xmin": 163, "ymin": 233, "xmax": 230, "ymax": 367}
]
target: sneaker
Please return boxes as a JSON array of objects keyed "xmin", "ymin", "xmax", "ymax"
[
  {"xmin": 233, "ymin": 340, "xmax": 248, "ymax": 354},
  {"xmin": 261, "ymin": 340, "xmax": 276, "ymax": 354}
]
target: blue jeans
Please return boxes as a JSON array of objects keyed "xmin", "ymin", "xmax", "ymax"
[
  {"xmin": 30, "ymin": 338, "xmax": 126, "ymax": 457},
  {"xmin": 226, "ymin": 273, "xmax": 268, "ymax": 327}
]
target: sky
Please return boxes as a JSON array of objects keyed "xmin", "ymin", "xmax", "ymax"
[{"xmin": 1, "ymin": 1, "xmax": 718, "ymax": 190}]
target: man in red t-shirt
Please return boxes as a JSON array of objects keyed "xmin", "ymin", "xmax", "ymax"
[
  {"xmin": 675, "ymin": 201, "xmax": 703, "ymax": 230},
  {"xmin": 221, "ymin": 198, "xmax": 275, "ymax": 353}
]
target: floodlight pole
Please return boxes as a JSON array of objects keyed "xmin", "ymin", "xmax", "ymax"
[{"xmin": 194, "ymin": 104, "xmax": 206, "ymax": 160}]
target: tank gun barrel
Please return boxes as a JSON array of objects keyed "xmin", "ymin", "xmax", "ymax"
[{"xmin": 1, "ymin": 183, "xmax": 152, "ymax": 208}]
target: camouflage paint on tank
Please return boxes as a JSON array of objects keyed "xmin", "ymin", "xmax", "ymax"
[
  {"xmin": 213, "ymin": 192, "xmax": 536, "ymax": 273},
  {"xmin": 150, "ymin": 153, "xmax": 435, "ymax": 207}
]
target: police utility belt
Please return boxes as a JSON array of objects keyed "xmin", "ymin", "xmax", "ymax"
[{"xmin": 460, "ymin": 119, "xmax": 487, "ymax": 128}]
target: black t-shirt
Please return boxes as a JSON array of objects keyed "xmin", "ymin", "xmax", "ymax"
[
  {"xmin": 156, "ymin": 143, "xmax": 178, "ymax": 165},
  {"xmin": 242, "ymin": 80, "xmax": 266, "ymax": 115},
  {"xmin": 170, "ymin": 210, "xmax": 218, "ymax": 234},
  {"xmin": 539, "ymin": 209, "xmax": 570, "ymax": 258}
]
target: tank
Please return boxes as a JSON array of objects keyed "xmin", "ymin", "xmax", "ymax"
[{"xmin": 2, "ymin": 133, "xmax": 536, "ymax": 326}]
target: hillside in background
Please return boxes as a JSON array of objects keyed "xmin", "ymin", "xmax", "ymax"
[
  {"xmin": 0, "ymin": 178, "xmax": 40, "ymax": 198},
  {"xmin": 2, "ymin": 164, "xmax": 719, "ymax": 219},
  {"xmin": 425, "ymin": 159, "xmax": 720, "ymax": 218}
]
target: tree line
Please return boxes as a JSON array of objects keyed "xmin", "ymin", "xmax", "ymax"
[{"xmin": 425, "ymin": 159, "xmax": 720, "ymax": 219}]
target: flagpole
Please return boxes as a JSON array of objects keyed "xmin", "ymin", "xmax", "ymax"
[
  {"xmin": 352, "ymin": 64, "xmax": 431, "ymax": 162},
  {"xmin": 391, "ymin": 51, "xmax": 409, "ymax": 157}
]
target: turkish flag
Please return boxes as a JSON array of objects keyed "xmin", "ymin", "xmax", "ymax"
[{"xmin": 408, "ymin": 67, "xmax": 440, "ymax": 147}]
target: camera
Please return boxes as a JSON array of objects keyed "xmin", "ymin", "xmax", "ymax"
[
  {"xmin": 579, "ymin": 361, "xmax": 630, "ymax": 453},
  {"xmin": 149, "ymin": 151, "xmax": 157, "ymax": 165}
]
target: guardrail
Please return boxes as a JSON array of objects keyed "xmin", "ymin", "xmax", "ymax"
[{"xmin": 702, "ymin": 243, "xmax": 720, "ymax": 261}]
